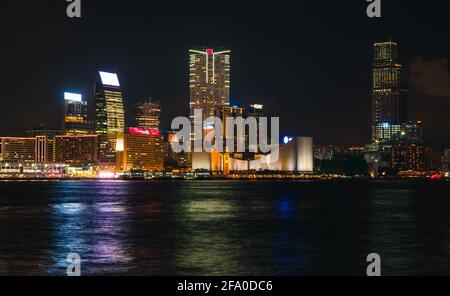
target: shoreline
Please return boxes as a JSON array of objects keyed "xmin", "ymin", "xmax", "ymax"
[{"xmin": 0, "ymin": 176, "xmax": 447, "ymax": 182}]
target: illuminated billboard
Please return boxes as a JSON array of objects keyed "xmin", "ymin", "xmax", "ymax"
[
  {"xmin": 99, "ymin": 71, "xmax": 120, "ymax": 87},
  {"xmin": 64, "ymin": 92, "xmax": 82, "ymax": 102},
  {"xmin": 128, "ymin": 127, "xmax": 160, "ymax": 137}
]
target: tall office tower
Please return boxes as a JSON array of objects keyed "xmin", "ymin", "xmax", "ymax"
[
  {"xmin": 95, "ymin": 71, "xmax": 125, "ymax": 165},
  {"xmin": 189, "ymin": 48, "xmax": 231, "ymax": 126},
  {"xmin": 371, "ymin": 40, "xmax": 408, "ymax": 143},
  {"xmin": 119, "ymin": 129, "xmax": 164, "ymax": 171},
  {"xmin": 136, "ymin": 98, "xmax": 161, "ymax": 130},
  {"xmin": 63, "ymin": 92, "xmax": 92, "ymax": 135}
]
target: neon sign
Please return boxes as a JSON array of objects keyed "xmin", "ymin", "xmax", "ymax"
[{"xmin": 128, "ymin": 127, "xmax": 160, "ymax": 137}]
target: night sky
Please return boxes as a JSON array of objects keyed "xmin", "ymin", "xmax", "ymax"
[{"xmin": 2, "ymin": 0, "xmax": 450, "ymax": 147}]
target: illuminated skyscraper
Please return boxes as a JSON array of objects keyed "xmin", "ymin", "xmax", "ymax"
[
  {"xmin": 63, "ymin": 92, "xmax": 92, "ymax": 135},
  {"xmin": 189, "ymin": 48, "xmax": 231, "ymax": 125},
  {"xmin": 95, "ymin": 71, "xmax": 125, "ymax": 164},
  {"xmin": 371, "ymin": 40, "xmax": 408, "ymax": 143},
  {"xmin": 189, "ymin": 48, "xmax": 230, "ymax": 169},
  {"xmin": 136, "ymin": 98, "xmax": 161, "ymax": 130},
  {"xmin": 118, "ymin": 130, "xmax": 164, "ymax": 171}
]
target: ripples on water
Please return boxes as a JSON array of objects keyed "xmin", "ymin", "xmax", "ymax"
[{"xmin": 0, "ymin": 180, "xmax": 449, "ymax": 275}]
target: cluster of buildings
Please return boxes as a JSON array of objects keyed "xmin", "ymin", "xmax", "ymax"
[
  {"xmin": 0, "ymin": 43, "xmax": 448, "ymax": 179},
  {"xmin": 365, "ymin": 40, "xmax": 449, "ymax": 177},
  {"xmin": 0, "ymin": 71, "xmax": 170, "ymax": 178},
  {"xmin": 0, "ymin": 48, "xmax": 314, "ymax": 179},
  {"xmin": 187, "ymin": 49, "xmax": 313, "ymax": 176}
]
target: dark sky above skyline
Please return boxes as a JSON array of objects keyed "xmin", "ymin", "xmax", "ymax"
[{"xmin": 2, "ymin": 0, "xmax": 450, "ymax": 147}]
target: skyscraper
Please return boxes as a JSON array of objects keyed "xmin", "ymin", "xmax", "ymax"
[
  {"xmin": 136, "ymin": 98, "xmax": 161, "ymax": 130},
  {"xmin": 118, "ymin": 131, "xmax": 164, "ymax": 172},
  {"xmin": 371, "ymin": 40, "xmax": 408, "ymax": 143},
  {"xmin": 95, "ymin": 71, "xmax": 125, "ymax": 165},
  {"xmin": 189, "ymin": 48, "xmax": 231, "ymax": 125},
  {"xmin": 63, "ymin": 92, "xmax": 92, "ymax": 135}
]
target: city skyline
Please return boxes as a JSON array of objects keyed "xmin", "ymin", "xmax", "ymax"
[
  {"xmin": 3, "ymin": 1, "xmax": 450, "ymax": 280},
  {"xmin": 2, "ymin": 1, "xmax": 450, "ymax": 148}
]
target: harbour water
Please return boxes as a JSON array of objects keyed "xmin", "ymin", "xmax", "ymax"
[{"xmin": 0, "ymin": 179, "xmax": 449, "ymax": 275}]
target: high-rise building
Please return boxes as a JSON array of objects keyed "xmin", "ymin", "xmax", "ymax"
[
  {"xmin": 188, "ymin": 48, "xmax": 231, "ymax": 170},
  {"xmin": 371, "ymin": 40, "xmax": 408, "ymax": 143},
  {"xmin": 95, "ymin": 71, "xmax": 125, "ymax": 165},
  {"xmin": 55, "ymin": 135, "xmax": 98, "ymax": 164},
  {"xmin": 63, "ymin": 92, "xmax": 92, "ymax": 135},
  {"xmin": 189, "ymin": 48, "xmax": 231, "ymax": 126},
  {"xmin": 118, "ymin": 128, "xmax": 164, "ymax": 171},
  {"xmin": 136, "ymin": 98, "xmax": 161, "ymax": 130}
]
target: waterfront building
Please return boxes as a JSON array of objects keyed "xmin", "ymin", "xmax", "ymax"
[
  {"xmin": 390, "ymin": 143, "xmax": 424, "ymax": 172},
  {"xmin": 193, "ymin": 136, "xmax": 314, "ymax": 173},
  {"xmin": 55, "ymin": 135, "xmax": 98, "ymax": 164},
  {"xmin": 443, "ymin": 149, "xmax": 450, "ymax": 171},
  {"xmin": 118, "ymin": 128, "xmax": 164, "ymax": 171},
  {"xmin": 0, "ymin": 137, "xmax": 35, "ymax": 163},
  {"xmin": 423, "ymin": 146, "xmax": 443, "ymax": 172}
]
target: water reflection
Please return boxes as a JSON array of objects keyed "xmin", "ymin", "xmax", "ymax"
[
  {"xmin": 1, "ymin": 180, "xmax": 450, "ymax": 275},
  {"xmin": 46, "ymin": 182, "xmax": 134, "ymax": 275},
  {"xmin": 174, "ymin": 198, "xmax": 242, "ymax": 275}
]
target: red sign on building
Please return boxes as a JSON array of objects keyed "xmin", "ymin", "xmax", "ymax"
[{"xmin": 128, "ymin": 127, "xmax": 160, "ymax": 137}]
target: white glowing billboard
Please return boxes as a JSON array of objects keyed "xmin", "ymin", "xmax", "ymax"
[
  {"xmin": 64, "ymin": 92, "xmax": 82, "ymax": 102},
  {"xmin": 99, "ymin": 71, "xmax": 120, "ymax": 87}
]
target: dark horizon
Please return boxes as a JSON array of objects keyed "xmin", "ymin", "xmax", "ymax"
[{"xmin": 2, "ymin": 0, "xmax": 450, "ymax": 148}]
